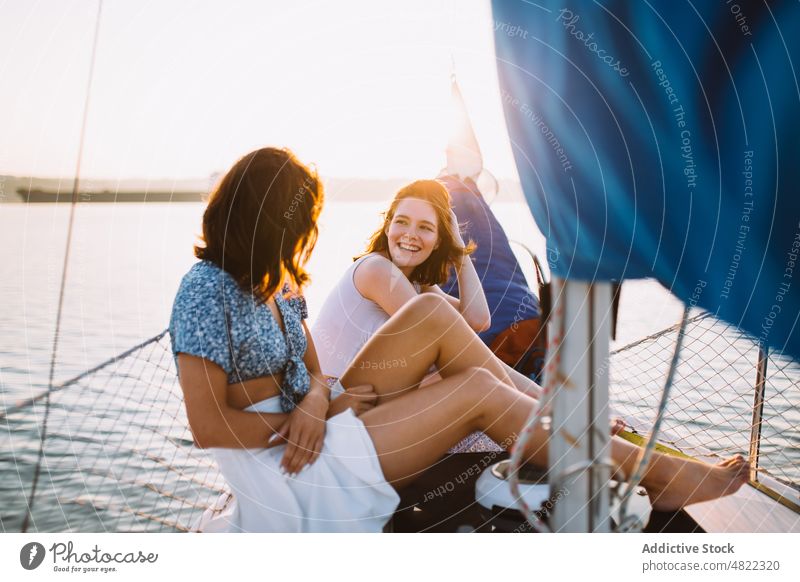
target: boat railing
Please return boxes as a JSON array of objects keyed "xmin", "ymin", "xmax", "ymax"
[
  {"xmin": 609, "ymin": 312, "xmax": 800, "ymax": 514},
  {"xmin": 2, "ymin": 309, "xmax": 798, "ymax": 532}
]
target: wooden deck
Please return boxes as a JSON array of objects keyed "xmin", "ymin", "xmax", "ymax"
[{"xmin": 686, "ymin": 483, "xmax": 800, "ymax": 533}]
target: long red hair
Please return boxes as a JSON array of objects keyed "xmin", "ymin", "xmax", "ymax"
[{"xmin": 358, "ymin": 180, "xmax": 474, "ymax": 286}]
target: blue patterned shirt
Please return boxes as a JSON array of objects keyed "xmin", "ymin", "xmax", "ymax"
[{"xmin": 169, "ymin": 261, "xmax": 310, "ymax": 412}]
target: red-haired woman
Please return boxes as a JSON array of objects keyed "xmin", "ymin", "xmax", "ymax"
[
  {"xmin": 312, "ymin": 180, "xmax": 542, "ymax": 409},
  {"xmin": 311, "ymin": 180, "xmax": 489, "ymax": 375},
  {"xmin": 170, "ymin": 147, "xmax": 750, "ymax": 532}
]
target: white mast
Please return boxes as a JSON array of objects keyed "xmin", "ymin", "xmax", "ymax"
[{"xmin": 547, "ymin": 278, "xmax": 613, "ymax": 532}]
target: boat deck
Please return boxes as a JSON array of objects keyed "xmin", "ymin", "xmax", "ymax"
[
  {"xmin": 391, "ymin": 452, "xmax": 706, "ymax": 533},
  {"xmin": 686, "ymin": 484, "xmax": 800, "ymax": 533}
]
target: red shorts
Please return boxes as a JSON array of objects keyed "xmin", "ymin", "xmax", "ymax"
[{"xmin": 489, "ymin": 317, "xmax": 546, "ymax": 379}]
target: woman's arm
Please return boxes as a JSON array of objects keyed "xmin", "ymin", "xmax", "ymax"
[
  {"xmin": 254, "ymin": 321, "xmax": 332, "ymax": 475},
  {"xmin": 356, "ymin": 251, "xmax": 490, "ymax": 332},
  {"xmin": 302, "ymin": 322, "xmax": 332, "ymax": 402},
  {"xmin": 303, "ymin": 321, "xmax": 377, "ymax": 418},
  {"xmin": 423, "ymin": 210, "xmax": 491, "ymax": 332},
  {"xmin": 353, "ymin": 254, "xmax": 423, "ymax": 316},
  {"xmin": 177, "ymin": 353, "xmax": 288, "ymax": 449},
  {"xmin": 424, "ymin": 257, "xmax": 490, "ymax": 332}
]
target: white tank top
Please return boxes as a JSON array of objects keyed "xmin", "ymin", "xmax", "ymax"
[{"xmin": 311, "ymin": 254, "xmax": 394, "ymax": 378}]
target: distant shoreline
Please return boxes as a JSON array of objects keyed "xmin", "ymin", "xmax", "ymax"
[
  {"xmin": 1, "ymin": 175, "xmax": 525, "ymax": 204},
  {"xmin": 16, "ymin": 188, "xmax": 206, "ymax": 203}
]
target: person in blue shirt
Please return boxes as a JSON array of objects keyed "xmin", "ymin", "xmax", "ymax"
[{"xmin": 439, "ymin": 175, "xmax": 545, "ymax": 380}]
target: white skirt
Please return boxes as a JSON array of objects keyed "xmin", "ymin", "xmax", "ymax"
[{"xmin": 196, "ymin": 387, "xmax": 400, "ymax": 533}]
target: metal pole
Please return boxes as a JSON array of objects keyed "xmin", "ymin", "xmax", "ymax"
[
  {"xmin": 548, "ymin": 278, "xmax": 613, "ymax": 532},
  {"xmin": 749, "ymin": 343, "xmax": 768, "ymax": 483}
]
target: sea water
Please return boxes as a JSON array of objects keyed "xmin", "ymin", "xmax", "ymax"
[
  {"xmin": 0, "ymin": 201, "xmax": 688, "ymax": 401},
  {"xmin": 0, "ymin": 202, "xmax": 795, "ymax": 531}
]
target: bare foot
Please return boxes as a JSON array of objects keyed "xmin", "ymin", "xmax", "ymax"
[
  {"xmin": 646, "ymin": 455, "xmax": 750, "ymax": 512},
  {"xmin": 718, "ymin": 454, "xmax": 745, "ymax": 468}
]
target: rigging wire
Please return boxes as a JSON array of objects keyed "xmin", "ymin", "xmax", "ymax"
[
  {"xmin": 508, "ymin": 291, "xmax": 692, "ymax": 532},
  {"xmin": 2, "ymin": 331, "xmax": 167, "ymax": 421},
  {"xmin": 505, "ymin": 281, "xmax": 565, "ymax": 532},
  {"xmin": 21, "ymin": 0, "xmax": 104, "ymax": 533},
  {"xmin": 615, "ymin": 304, "xmax": 692, "ymax": 532}
]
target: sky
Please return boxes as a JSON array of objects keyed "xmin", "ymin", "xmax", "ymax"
[{"xmin": 0, "ymin": 0, "xmax": 521, "ymax": 181}]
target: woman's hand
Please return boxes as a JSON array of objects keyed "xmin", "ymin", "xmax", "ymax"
[
  {"xmin": 274, "ymin": 391, "xmax": 329, "ymax": 476},
  {"xmin": 327, "ymin": 383, "xmax": 378, "ymax": 418},
  {"xmin": 449, "ymin": 208, "xmax": 466, "ymax": 247}
]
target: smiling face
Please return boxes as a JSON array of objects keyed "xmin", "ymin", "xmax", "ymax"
[
  {"xmin": 385, "ymin": 197, "xmax": 440, "ymax": 273},
  {"xmin": 360, "ymin": 179, "xmax": 471, "ymax": 286}
]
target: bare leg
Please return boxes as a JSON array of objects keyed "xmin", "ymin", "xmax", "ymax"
[
  {"xmin": 344, "ymin": 295, "xmax": 626, "ymax": 436},
  {"xmin": 500, "ymin": 363, "xmax": 627, "ymax": 434},
  {"xmin": 340, "ymin": 294, "xmax": 515, "ymax": 404},
  {"xmin": 503, "ymin": 362, "xmax": 542, "ymax": 398},
  {"xmin": 418, "ymin": 359, "xmax": 540, "ymax": 398},
  {"xmin": 360, "ymin": 368, "xmax": 499, "ymax": 488},
  {"xmin": 361, "ymin": 367, "xmax": 750, "ymax": 510}
]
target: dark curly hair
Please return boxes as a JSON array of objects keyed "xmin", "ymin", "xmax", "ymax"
[{"xmin": 194, "ymin": 147, "xmax": 323, "ymax": 300}]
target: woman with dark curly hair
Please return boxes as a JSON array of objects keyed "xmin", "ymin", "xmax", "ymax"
[{"xmin": 169, "ymin": 147, "xmax": 750, "ymax": 532}]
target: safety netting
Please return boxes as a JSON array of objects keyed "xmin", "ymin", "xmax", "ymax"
[{"xmin": 2, "ymin": 313, "xmax": 797, "ymax": 532}]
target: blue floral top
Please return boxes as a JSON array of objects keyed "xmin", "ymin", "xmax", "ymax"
[{"xmin": 169, "ymin": 260, "xmax": 310, "ymax": 412}]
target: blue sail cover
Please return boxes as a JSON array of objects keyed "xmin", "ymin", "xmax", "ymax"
[{"xmin": 492, "ymin": 1, "xmax": 800, "ymax": 358}]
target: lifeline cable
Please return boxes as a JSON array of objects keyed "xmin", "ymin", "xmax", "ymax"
[
  {"xmin": 615, "ymin": 304, "xmax": 691, "ymax": 532},
  {"xmin": 21, "ymin": 0, "xmax": 104, "ymax": 533}
]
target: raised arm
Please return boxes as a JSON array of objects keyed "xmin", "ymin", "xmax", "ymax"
[
  {"xmin": 302, "ymin": 320, "xmax": 333, "ymax": 400},
  {"xmin": 424, "ymin": 209, "xmax": 490, "ymax": 332},
  {"xmin": 177, "ymin": 354, "xmax": 287, "ymax": 449},
  {"xmin": 424, "ymin": 260, "xmax": 490, "ymax": 332},
  {"xmin": 356, "ymin": 249, "xmax": 490, "ymax": 332}
]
